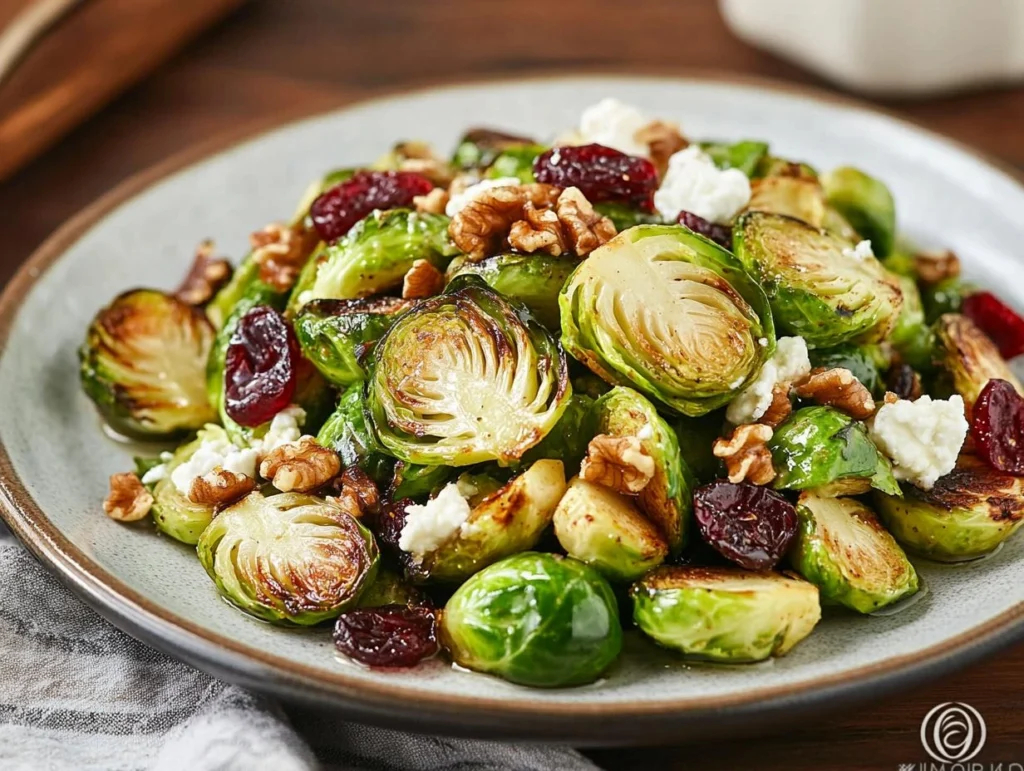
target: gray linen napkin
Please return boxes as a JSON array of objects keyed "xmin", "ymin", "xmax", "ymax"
[{"xmin": 0, "ymin": 526, "xmax": 599, "ymax": 771}]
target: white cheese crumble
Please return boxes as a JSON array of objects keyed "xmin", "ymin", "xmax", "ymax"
[
  {"xmin": 726, "ymin": 336, "xmax": 811, "ymax": 425},
  {"xmin": 445, "ymin": 177, "xmax": 522, "ymax": 217},
  {"xmin": 254, "ymin": 405, "xmax": 307, "ymax": 455},
  {"xmin": 398, "ymin": 483, "xmax": 473, "ymax": 558},
  {"xmin": 578, "ymin": 98, "xmax": 649, "ymax": 157},
  {"xmin": 654, "ymin": 146, "xmax": 751, "ymax": 224},
  {"xmin": 868, "ymin": 395, "xmax": 968, "ymax": 489},
  {"xmin": 842, "ymin": 239, "xmax": 874, "ymax": 261},
  {"xmin": 171, "ymin": 436, "xmax": 259, "ymax": 495},
  {"xmin": 140, "ymin": 451, "xmax": 174, "ymax": 486}
]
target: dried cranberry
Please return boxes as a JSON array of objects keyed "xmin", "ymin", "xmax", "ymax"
[
  {"xmin": 693, "ymin": 481, "xmax": 798, "ymax": 570},
  {"xmin": 224, "ymin": 306, "xmax": 299, "ymax": 427},
  {"xmin": 886, "ymin": 363, "xmax": 922, "ymax": 401},
  {"xmin": 374, "ymin": 499, "xmax": 413, "ymax": 554},
  {"xmin": 334, "ymin": 605, "xmax": 438, "ymax": 668},
  {"xmin": 533, "ymin": 144, "xmax": 658, "ymax": 211},
  {"xmin": 310, "ymin": 170, "xmax": 434, "ymax": 243},
  {"xmin": 971, "ymin": 378, "xmax": 1024, "ymax": 475},
  {"xmin": 678, "ymin": 211, "xmax": 732, "ymax": 249},
  {"xmin": 962, "ymin": 291, "xmax": 1024, "ymax": 360}
]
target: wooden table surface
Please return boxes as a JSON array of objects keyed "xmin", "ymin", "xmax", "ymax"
[{"xmin": 1, "ymin": 0, "xmax": 1022, "ymax": 766}]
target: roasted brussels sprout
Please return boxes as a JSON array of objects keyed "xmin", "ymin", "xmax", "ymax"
[
  {"xmin": 873, "ymin": 456, "xmax": 1024, "ymax": 561},
  {"xmin": 389, "ymin": 461, "xmax": 455, "ymax": 501},
  {"xmin": 821, "ymin": 166, "xmax": 896, "ymax": 257},
  {"xmin": 357, "ymin": 567, "xmax": 425, "ymax": 608},
  {"xmin": 294, "ymin": 297, "xmax": 413, "ymax": 387},
  {"xmin": 734, "ymin": 212, "xmax": 903, "ymax": 347},
  {"xmin": 316, "ymin": 384, "xmax": 394, "ymax": 485},
  {"xmin": 149, "ymin": 426, "xmax": 222, "ymax": 544},
  {"xmin": 592, "ymin": 202, "xmax": 663, "ymax": 232},
  {"xmin": 561, "ymin": 225, "xmax": 776, "ymax": 417},
  {"xmin": 753, "ymin": 155, "xmax": 818, "ymax": 180},
  {"xmin": 922, "ymin": 277, "xmax": 976, "ymax": 324},
  {"xmin": 368, "ymin": 276, "xmax": 570, "ymax": 466},
  {"xmin": 673, "ymin": 412, "xmax": 727, "ymax": 483},
  {"xmin": 553, "ymin": 477, "xmax": 667, "ymax": 581},
  {"xmin": 518, "ymin": 393, "xmax": 594, "ymax": 471},
  {"xmin": 197, "ymin": 491, "xmax": 379, "ymax": 625},
  {"xmin": 440, "ymin": 552, "xmax": 621, "ymax": 687},
  {"xmin": 933, "ymin": 313, "xmax": 1022, "ymax": 410},
  {"xmin": 889, "ymin": 273, "xmax": 935, "ymax": 371},
  {"xmin": 451, "ymin": 128, "xmax": 537, "ymax": 171},
  {"xmin": 769, "ymin": 406, "xmax": 899, "ymax": 496},
  {"xmin": 404, "ymin": 460, "xmax": 566, "ymax": 583},
  {"xmin": 445, "ymin": 253, "xmax": 575, "ymax": 330},
  {"xmin": 589, "ymin": 386, "xmax": 696, "ymax": 553},
  {"xmin": 80, "ymin": 289, "xmax": 217, "ymax": 440},
  {"xmin": 630, "ymin": 567, "xmax": 820, "ymax": 662},
  {"xmin": 791, "ymin": 493, "xmax": 919, "ymax": 613},
  {"xmin": 700, "ymin": 140, "xmax": 769, "ymax": 177},
  {"xmin": 486, "ymin": 144, "xmax": 548, "ymax": 183},
  {"xmin": 745, "ymin": 176, "xmax": 826, "ymax": 227},
  {"xmin": 808, "ymin": 343, "xmax": 884, "ymax": 397}
]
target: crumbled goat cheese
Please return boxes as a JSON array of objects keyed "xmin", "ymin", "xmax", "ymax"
[
  {"xmin": 842, "ymin": 239, "xmax": 874, "ymax": 261},
  {"xmin": 578, "ymin": 98, "xmax": 649, "ymax": 157},
  {"xmin": 171, "ymin": 436, "xmax": 258, "ymax": 495},
  {"xmin": 140, "ymin": 451, "xmax": 174, "ymax": 485},
  {"xmin": 255, "ymin": 405, "xmax": 306, "ymax": 454},
  {"xmin": 445, "ymin": 177, "xmax": 522, "ymax": 217},
  {"xmin": 726, "ymin": 336, "xmax": 811, "ymax": 425},
  {"xmin": 868, "ymin": 395, "xmax": 968, "ymax": 489},
  {"xmin": 398, "ymin": 483, "xmax": 473, "ymax": 558},
  {"xmin": 654, "ymin": 146, "xmax": 751, "ymax": 224}
]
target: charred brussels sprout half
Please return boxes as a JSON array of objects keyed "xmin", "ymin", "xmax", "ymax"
[
  {"xmin": 821, "ymin": 166, "xmax": 896, "ymax": 257},
  {"xmin": 316, "ymin": 384, "xmax": 393, "ymax": 485},
  {"xmin": 745, "ymin": 176, "xmax": 826, "ymax": 228},
  {"xmin": 808, "ymin": 344, "xmax": 884, "ymax": 397},
  {"xmin": 769, "ymin": 406, "xmax": 899, "ymax": 496},
  {"xmin": 791, "ymin": 493, "xmax": 918, "ymax": 613},
  {"xmin": 631, "ymin": 567, "xmax": 820, "ymax": 662},
  {"xmin": 149, "ymin": 425, "xmax": 224, "ymax": 544},
  {"xmin": 734, "ymin": 212, "xmax": 902, "ymax": 347},
  {"xmin": 80, "ymin": 289, "xmax": 217, "ymax": 440},
  {"xmin": 553, "ymin": 477, "xmax": 667, "ymax": 581},
  {"xmin": 440, "ymin": 552, "xmax": 621, "ymax": 687},
  {"xmin": 934, "ymin": 313, "xmax": 1022, "ymax": 409},
  {"xmin": 561, "ymin": 225, "xmax": 776, "ymax": 417},
  {"xmin": 197, "ymin": 492, "xmax": 379, "ymax": 625},
  {"xmin": 368, "ymin": 277, "xmax": 570, "ymax": 466},
  {"xmin": 873, "ymin": 456, "xmax": 1024, "ymax": 561},
  {"xmin": 700, "ymin": 140, "xmax": 769, "ymax": 177}
]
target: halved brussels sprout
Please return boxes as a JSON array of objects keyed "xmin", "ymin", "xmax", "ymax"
[
  {"xmin": 590, "ymin": 386, "xmax": 696, "ymax": 553},
  {"xmin": 294, "ymin": 297, "xmax": 413, "ymax": 387},
  {"xmin": 630, "ymin": 566, "xmax": 820, "ymax": 662},
  {"xmin": 368, "ymin": 276, "xmax": 570, "ymax": 466},
  {"xmin": 934, "ymin": 313, "xmax": 1022, "ymax": 410},
  {"xmin": 889, "ymin": 273, "xmax": 935, "ymax": 371},
  {"xmin": 440, "ymin": 552, "xmax": 622, "ymax": 687},
  {"xmin": 306, "ymin": 209, "xmax": 459, "ymax": 303},
  {"xmin": 80, "ymin": 289, "xmax": 217, "ymax": 440},
  {"xmin": 316, "ymin": 384, "xmax": 394, "ymax": 485},
  {"xmin": 561, "ymin": 225, "xmax": 776, "ymax": 417},
  {"xmin": 808, "ymin": 343, "xmax": 884, "ymax": 397},
  {"xmin": 486, "ymin": 143, "xmax": 548, "ymax": 183},
  {"xmin": 149, "ymin": 426, "xmax": 224, "ymax": 544},
  {"xmin": 553, "ymin": 477, "xmax": 667, "ymax": 581},
  {"xmin": 822, "ymin": 166, "xmax": 896, "ymax": 257},
  {"xmin": 873, "ymin": 456, "xmax": 1024, "ymax": 561},
  {"xmin": 791, "ymin": 493, "xmax": 919, "ymax": 613},
  {"xmin": 745, "ymin": 176, "xmax": 826, "ymax": 227},
  {"xmin": 821, "ymin": 205, "xmax": 861, "ymax": 243},
  {"xmin": 769, "ymin": 406, "xmax": 899, "ymax": 496},
  {"xmin": 197, "ymin": 491, "xmax": 379, "ymax": 625},
  {"xmin": 451, "ymin": 128, "xmax": 537, "ymax": 171},
  {"xmin": 405, "ymin": 459, "xmax": 566, "ymax": 583},
  {"xmin": 700, "ymin": 140, "xmax": 769, "ymax": 177},
  {"xmin": 734, "ymin": 212, "xmax": 903, "ymax": 347}
]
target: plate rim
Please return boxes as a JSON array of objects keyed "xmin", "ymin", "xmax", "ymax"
[{"xmin": 2, "ymin": 71, "xmax": 1023, "ymax": 740}]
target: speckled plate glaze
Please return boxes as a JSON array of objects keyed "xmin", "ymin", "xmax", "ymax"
[{"xmin": 1, "ymin": 75, "xmax": 1023, "ymax": 745}]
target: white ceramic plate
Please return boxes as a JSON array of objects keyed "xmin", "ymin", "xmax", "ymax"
[{"xmin": 1, "ymin": 75, "xmax": 1022, "ymax": 744}]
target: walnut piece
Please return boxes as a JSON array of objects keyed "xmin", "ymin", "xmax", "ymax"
[
  {"xmin": 260, "ymin": 437, "xmax": 341, "ymax": 493},
  {"xmin": 251, "ymin": 223, "xmax": 318, "ymax": 292},
  {"xmin": 794, "ymin": 367, "xmax": 876, "ymax": 419},
  {"xmin": 713, "ymin": 424, "xmax": 776, "ymax": 486},
  {"xmin": 449, "ymin": 183, "xmax": 561, "ymax": 260},
  {"xmin": 402, "ymin": 259, "xmax": 445, "ymax": 299},
  {"xmin": 914, "ymin": 250, "xmax": 961, "ymax": 285},
  {"xmin": 174, "ymin": 240, "xmax": 232, "ymax": 306},
  {"xmin": 508, "ymin": 202, "xmax": 568, "ymax": 256},
  {"xmin": 883, "ymin": 391, "xmax": 900, "ymax": 406},
  {"xmin": 634, "ymin": 120, "xmax": 688, "ymax": 177},
  {"xmin": 580, "ymin": 434, "xmax": 656, "ymax": 494},
  {"xmin": 554, "ymin": 187, "xmax": 616, "ymax": 257},
  {"xmin": 758, "ymin": 383, "xmax": 793, "ymax": 428},
  {"xmin": 413, "ymin": 187, "xmax": 449, "ymax": 215},
  {"xmin": 103, "ymin": 473, "xmax": 153, "ymax": 522},
  {"xmin": 328, "ymin": 467, "xmax": 382, "ymax": 520},
  {"xmin": 188, "ymin": 469, "xmax": 256, "ymax": 507}
]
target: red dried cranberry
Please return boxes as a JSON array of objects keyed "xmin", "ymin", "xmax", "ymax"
[
  {"xmin": 374, "ymin": 499, "xmax": 413, "ymax": 554},
  {"xmin": 224, "ymin": 306, "xmax": 299, "ymax": 427},
  {"xmin": 334, "ymin": 605, "xmax": 438, "ymax": 668},
  {"xmin": 693, "ymin": 481, "xmax": 798, "ymax": 570},
  {"xmin": 971, "ymin": 378, "xmax": 1024, "ymax": 475},
  {"xmin": 886, "ymin": 363, "xmax": 921, "ymax": 401},
  {"xmin": 962, "ymin": 291, "xmax": 1024, "ymax": 360},
  {"xmin": 678, "ymin": 211, "xmax": 732, "ymax": 249},
  {"xmin": 310, "ymin": 170, "xmax": 434, "ymax": 243},
  {"xmin": 533, "ymin": 144, "xmax": 658, "ymax": 211}
]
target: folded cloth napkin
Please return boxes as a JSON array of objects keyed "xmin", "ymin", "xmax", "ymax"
[{"xmin": 0, "ymin": 525, "xmax": 599, "ymax": 771}]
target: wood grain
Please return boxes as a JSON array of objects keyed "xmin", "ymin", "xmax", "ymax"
[{"xmin": 0, "ymin": 0, "xmax": 1021, "ymax": 766}]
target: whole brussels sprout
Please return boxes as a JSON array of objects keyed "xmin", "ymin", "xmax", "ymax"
[
  {"xmin": 149, "ymin": 425, "xmax": 224, "ymax": 544},
  {"xmin": 368, "ymin": 276, "xmax": 571, "ymax": 466},
  {"xmin": 197, "ymin": 491, "xmax": 379, "ymax": 625},
  {"xmin": 769, "ymin": 406, "xmax": 899, "ymax": 496},
  {"xmin": 734, "ymin": 212, "xmax": 903, "ymax": 347},
  {"xmin": 873, "ymin": 456, "xmax": 1024, "ymax": 561},
  {"xmin": 440, "ymin": 552, "xmax": 622, "ymax": 687},
  {"xmin": 808, "ymin": 343, "xmax": 884, "ymax": 397},
  {"xmin": 445, "ymin": 253, "xmax": 575, "ymax": 330},
  {"xmin": 889, "ymin": 273, "xmax": 935, "ymax": 372},
  {"xmin": 630, "ymin": 566, "xmax": 821, "ymax": 662},
  {"xmin": 592, "ymin": 203, "xmax": 664, "ymax": 232},
  {"xmin": 553, "ymin": 477, "xmax": 667, "ymax": 581},
  {"xmin": 294, "ymin": 297, "xmax": 413, "ymax": 387},
  {"xmin": 80, "ymin": 289, "xmax": 217, "ymax": 440},
  {"xmin": 486, "ymin": 144, "xmax": 549, "ymax": 183},
  {"xmin": 745, "ymin": 176, "xmax": 826, "ymax": 227},
  {"xmin": 451, "ymin": 127, "xmax": 538, "ymax": 171},
  {"xmin": 561, "ymin": 225, "xmax": 776, "ymax": 417},
  {"xmin": 791, "ymin": 493, "xmax": 919, "ymax": 613},
  {"xmin": 699, "ymin": 140, "xmax": 769, "ymax": 177},
  {"xmin": 821, "ymin": 166, "xmax": 897, "ymax": 257},
  {"xmin": 316, "ymin": 384, "xmax": 394, "ymax": 485},
  {"xmin": 933, "ymin": 313, "xmax": 1022, "ymax": 410}
]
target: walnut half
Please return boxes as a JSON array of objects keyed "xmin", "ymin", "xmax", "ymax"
[
  {"xmin": 103, "ymin": 473, "xmax": 153, "ymax": 522},
  {"xmin": 449, "ymin": 183, "xmax": 560, "ymax": 260},
  {"xmin": 188, "ymin": 469, "xmax": 256, "ymax": 507},
  {"xmin": 260, "ymin": 437, "xmax": 341, "ymax": 493},
  {"xmin": 794, "ymin": 367, "xmax": 876, "ymax": 420},
  {"xmin": 402, "ymin": 259, "xmax": 445, "ymax": 299},
  {"xmin": 251, "ymin": 223, "xmax": 318, "ymax": 292},
  {"xmin": 174, "ymin": 241, "xmax": 232, "ymax": 307},
  {"xmin": 713, "ymin": 424, "xmax": 776, "ymax": 486},
  {"xmin": 554, "ymin": 187, "xmax": 616, "ymax": 257},
  {"xmin": 580, "ymin": 434, "xmax": 656, "ymax": 494}
]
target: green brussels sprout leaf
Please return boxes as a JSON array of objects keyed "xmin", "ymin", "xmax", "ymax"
[
  {"xmin": 822, "ymin": 166, "xmax": 897, "ymax": 257},
  {"xmin": 699, "ymin": 140, "xmax": 769, "ymax": 177}
]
